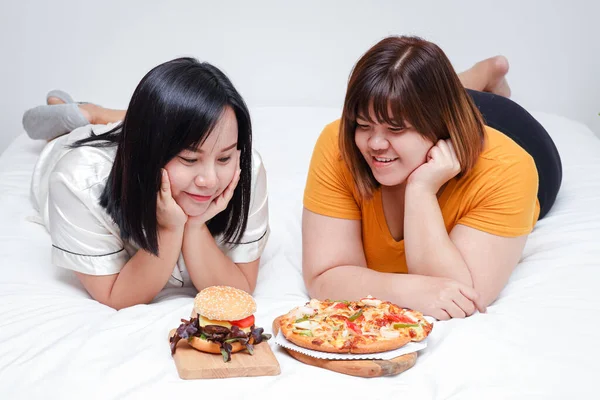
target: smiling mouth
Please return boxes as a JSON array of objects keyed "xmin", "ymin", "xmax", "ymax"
[
  {"xmin": 372, "ymin": 156, "xmax": 399, "ymax": 164},
  {"xmin": 186, "ymin": 193, "xmax": 212, "ymax": 202}
]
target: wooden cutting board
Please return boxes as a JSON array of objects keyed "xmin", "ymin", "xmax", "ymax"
[
  {"xmin": 272, "ymin": 316, "xmax": 417, "ymax": 378},
  {"xmin": 169, "ymin": 329, "xmax": 281, "ymax": 379}
]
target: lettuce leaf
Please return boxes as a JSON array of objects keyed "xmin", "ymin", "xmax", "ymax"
[
  {"xmin": 250, "ymin": 326, "xmax": 272, "ymax": 344},
  {"xmin": 170, "ymin": 317, "xmax": 200, "ymax": 354},
  {"xmin": 170, "ymin": 319, "xmax": 272, "ymax": 362}
]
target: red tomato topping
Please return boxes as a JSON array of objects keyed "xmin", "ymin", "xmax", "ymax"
[
  {"xmin": 230, "ymin": 314, "xmax": 255, "ymax": 328},
  {"xmin": 386, "ymin": 314, "xmax": 415, "ymax": 324},
  {"xmin": 345, "ymin": 320, "xmax": 362, "ymax": 335}
]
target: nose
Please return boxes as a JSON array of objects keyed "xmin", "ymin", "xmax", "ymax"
[
  {"xmin": 368, "ymin": 128, "xmax": 389, "ymax": 151},
  {"xmin": 194, "ymin": 168, "xmax": 217, "ymax": 190}
]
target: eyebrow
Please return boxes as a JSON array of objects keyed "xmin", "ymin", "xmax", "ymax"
[
  {"xmin": 186, "ymin": 142, "xmax": 237, "ymax": 153},
  {"xmin": 356, "ymin": 115, "xmax": 407, "ymax": 127}
]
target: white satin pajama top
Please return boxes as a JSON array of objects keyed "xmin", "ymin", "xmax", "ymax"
[{"xmin": 30, "ymin": 123, "xmax": 270, "ymax": 288}]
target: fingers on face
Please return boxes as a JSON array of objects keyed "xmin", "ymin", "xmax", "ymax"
[
  {"xmin": 429, "ymin": 144, "xmax": 441, "ymax": 157},
  {"xmin": 435, "ymin": 139, "xmax": 459, "ymax": 165},
  {"xmin": 446, "ymin": 139, "xmax": 457, "ymax": 157},
  {"xmin": 161, "ymin": 169, "xmax": 170, "ymax": 191},
  {"xmin": 225, "ymin": 178, "xmax": 239, "ymax": 204},
  {"xmin": 214, "ymin": 174, "xmax": 239, "ymax": 211},
  {"xmin": 159, "ymin": 169, "xmax": 171, "ymax": 205},
  {"xmin": 431, "ymin": 141, "xmax": 452, "ymax": 159},
  {"xmin": 436, "ymin": 139, "xmax": 448, "ymax": 152},
  {"xmin": 447, "ymin": 140, "xmax": 460, "ymax": 171},
  {"xmin": 228, "ymin": 163, "xmax": 242, "ymax": 194}
]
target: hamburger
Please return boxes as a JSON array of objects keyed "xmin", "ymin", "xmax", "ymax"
[{"xmin": 170, "ymin": 286, "xmax": 271, "ymax": 362}]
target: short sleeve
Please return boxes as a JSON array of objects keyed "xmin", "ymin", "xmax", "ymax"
[
  {"xmin": 48, "ymin": 169, "xmax": 128, "ymax": 275},
  {"xmin": 220, "ymin": 149, "xmax": 270, "ymax": 263},
  {"xmin": 303, "ymin": 121, "xmax": 361, "ymax": 219},
  {"xmin": 457, "ymin": 156, "xmax": 540, "ymax": 237}
]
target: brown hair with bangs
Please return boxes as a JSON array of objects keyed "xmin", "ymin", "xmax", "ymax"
[{"xmin": 339, "ymin": 35, "xmax": 486, "ymax": 198}]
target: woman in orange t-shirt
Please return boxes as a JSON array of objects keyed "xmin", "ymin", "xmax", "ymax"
[{"xmin": 302, "ymin": 36, "xmax": 562, "ymax": 320}]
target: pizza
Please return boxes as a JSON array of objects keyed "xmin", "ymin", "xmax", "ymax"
[{"xmin": 279, "ymin": 296, "xmax": 433, "ymax": 354}]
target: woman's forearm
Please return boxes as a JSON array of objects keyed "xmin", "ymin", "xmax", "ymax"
[
  {"xmin": 404, "ymin": 183, "xmax": 473, "ymax": 286},
  {"xmin": 107, "ymin": 226, "xmax": 184, "ymax": 309},
  {"xmin": 182, "ymin": 223, "xmax": 253, "ymax": 293},
  {"xmin": 309, "ymin": 265, "xmax": 423, "ymax": 308}
]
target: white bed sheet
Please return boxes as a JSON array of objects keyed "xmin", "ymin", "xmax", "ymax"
[{"xmin": 0, "ymin": 107, "xmax": 598, "ymax": 400}]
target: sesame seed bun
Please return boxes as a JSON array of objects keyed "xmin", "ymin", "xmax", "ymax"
[
  {"xmin": 188, "ymin": 336, "xmax": 247, "ymax": 354},
  {"xmin": 193, "ymin": 286, "xmax": 257, "ymax": 322}
]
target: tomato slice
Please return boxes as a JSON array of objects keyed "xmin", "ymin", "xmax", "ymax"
[{"xmin": 230, "ymin": 314, "xmax": 255, "ymax": 328}]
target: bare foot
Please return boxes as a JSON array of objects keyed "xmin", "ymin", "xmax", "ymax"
[
  {"xmin": 458, "ymin": 55, "xmax": 511, "ymax": 98},
  {"xmin": 483, "ymin": 56, "xmax": 511, "ymax": 98},
  {"xmin": 47, "ymin": 96, "xmax": 66, "ymax": 105}
]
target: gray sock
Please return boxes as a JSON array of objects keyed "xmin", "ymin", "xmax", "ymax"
[
  {"xmin": 46, "ymin": 89, "xmax": 75, "ymax": 104},
  {"xmin": 22, "ymin": 104, "xmax": 90, "ymax": 141},
  {"xmin": 46, "ymin": 89, "xmax": 95, "ymax": 106}
]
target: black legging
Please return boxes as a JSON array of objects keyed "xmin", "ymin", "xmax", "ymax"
[{"xmin": 466, "ymin": 89, "xmax": 562, "ymax": 219}]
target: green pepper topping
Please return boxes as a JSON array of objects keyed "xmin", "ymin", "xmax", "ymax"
[
  {"xmin": 294, "ymin": 315, "xmax": 310, "ymax": 323},
  {"xmin": 293, "ymin": 330, "xmax": 314, "ymax": 337},
  {"xmin": 393, "ymin": 323, "xmax": 420, "ymax": 329},
  {"xmin": 348, "ymin": 309, "xmax": 364, "ymax": 322}
]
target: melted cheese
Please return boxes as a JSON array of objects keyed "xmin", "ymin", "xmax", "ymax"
[
  {"xmin": 360, "ymin": 296, "xmax": 382, "ymax": 307},
  {"xmin": 199, "ymin": 316, "xmax": 251, "ymax": 333},
  {"xmin": 294, "ymin": 320, "xmax": 320, "ymax": 331},
  {"xmin": 290, "ymin": 306, "xmax": 318, "ymax": 320},
  {"xmin": 380, "ymin": 327, "xmax": 400, "ymax": 338}
]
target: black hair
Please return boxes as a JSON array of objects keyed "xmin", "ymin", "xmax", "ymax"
[{"xmin": 72, "ymin": 57, "xmax": 252, "ymax": 255}]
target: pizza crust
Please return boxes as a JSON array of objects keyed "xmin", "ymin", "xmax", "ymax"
[
  {"xmin": 285, "ymin": 332, "xmax": 350, "ymax": 353},
  {"xmin": 357, "ymin": 335, "xmax": 412, "ymax": 353}
]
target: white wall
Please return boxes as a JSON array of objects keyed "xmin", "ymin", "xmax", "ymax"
[{"xmin": 1, "ymin": 0, "xmax": 599, "ymax": 154}]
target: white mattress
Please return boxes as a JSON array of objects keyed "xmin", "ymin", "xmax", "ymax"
[{"xmin": 1, "ymin": 107, "xmax": 598, "ymax": 399}]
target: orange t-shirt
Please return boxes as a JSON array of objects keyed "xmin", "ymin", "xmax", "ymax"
[{"xmin": 303, "ymin": 120, "xmax": 540, "ymax": 274}]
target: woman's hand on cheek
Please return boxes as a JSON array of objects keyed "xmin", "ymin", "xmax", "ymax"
[
  {"xmin": 157, "ymin": 169, "xmax": 188, "ymax": 231},
  {"xmin": 406, "ymin": 139, "xmax": 461, "ymax": 194},
  {"xmin": 186, "ymin": 152, "xmax": 241, "ymax": 227}
]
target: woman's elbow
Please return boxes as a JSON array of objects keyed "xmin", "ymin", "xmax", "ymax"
[
  {"xmin": 96, "ymin": 294, "xmax": 144, "ymax": 311},
  {"xmin": 246, "ymin": 280, "xmax": 257, "ymax": 295},
  {"xmin": 90, "ymin": 294, "xmax": 127, "ymax": 311},
  {"xmin": 303, "ymin": 264, "xmax": 336, "ymax": 300},
  {"xmin": 302, "ymin": 267, "xmax": 321, "ymax": 299}
]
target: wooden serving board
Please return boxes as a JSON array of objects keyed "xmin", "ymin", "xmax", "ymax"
[
  {"xmin": 273, "ymin": 316, "xmax": 417, "ymax": 378},
  {"xmin": 169, "ymin": 329, "xmax": 281, "ymax": 380}
]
